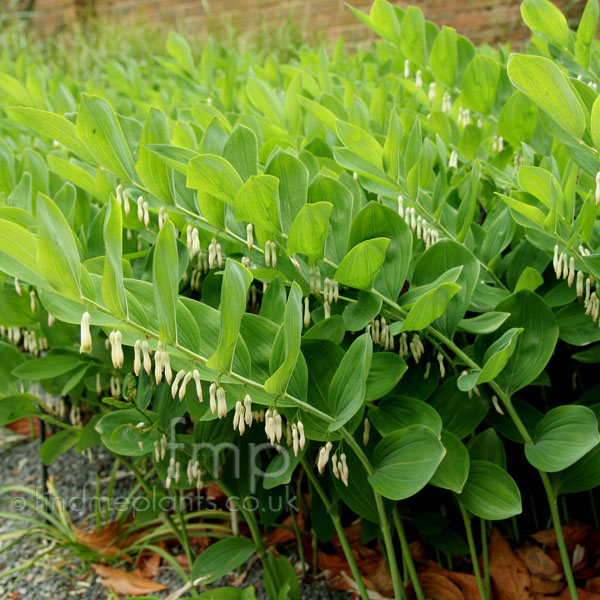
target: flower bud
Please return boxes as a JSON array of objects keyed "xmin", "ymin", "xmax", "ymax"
[
  {"xmin": 179, "ymin": 371, "xmax": 193, "ymax": 401},
  {"xmin": 404, "ymin": 59, "xmax": 410, "ymax": 79},
  {"xmin": 80, "ymin": 311, "xmax": 92, "ymax": 353},
  {"xmin": 171, "ymin": 370, "xmax": 185, "ymax": 399},
  {"xmin": 363, "ymin": 418, "xmax": 370, "ymax": 446},
  {"xmin": 209, "ymin": 383, "xmax": 217, "ymax": 415},
  {"xmin": 134, "ymin": 340, "xmax": 142, "ymax": 376},
  {"xmin": 304, "ymin": 297, "xmax": 311, "ymax": 327},
  {"xmin": 246, "ymin": 223, "xmax": 254, "ymax": 250},
  {"xmin": 193, "ymin": 369, "xmax": 203, "ymax": 402}
]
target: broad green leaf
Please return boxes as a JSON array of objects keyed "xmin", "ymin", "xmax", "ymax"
[
  {"xmin": 76, "ymin": 94, "xmax": 136, "ymax": 181},
  {"xmin": 461, "ymin": 56, "xmax": 500, "ymax": 115},
  {"xmin": 515, "ymin": 266, "xmax": 544, "ymax": 292},
  {"xmin": 12, "ymin": 355, "xmax": 82, "ymax": 379},
  {"xmin": 6, "ymin": 107, "xmax": 92, "ymax": 161},
  {"xmin": 334, "ymin": 238, "xmax": 390, "ymax": 291},
  {"xmin": 412, "ymin": 240, "xmax": 479, "ymax": 337},
  {"xmin": 429, "ymin": 430, "xmax": 469, "ymax": 493},
  {"xmin": 264, "ymin": 282, "xmax": 303, "ymax": 395},
  {"xmin": 287, "ymin": 202, "xmax": 332, "ymax": 259},
  {"xmin": 37, "ymin": 194, "xmax": 81, "ymax": 298},
  {"xmin": 336, "ymin": 120, "xmax": 383, "ymax": 169},
  {"xmin": 342, "ymin": 290, "xmax": 382, "ymax": 331},
  {"xmin": 403, "ymin": 282, "xmax": 461, "ymax": 332},
  {"xmin": 497, "ymin": 91, "xmax": 538, "ymax": 147},
  {"xmin": 102, "ymin": 196, "xmax": 128, "ymax": 318},
  {"xmin": 246, "ymin": 77, "xmax": 286, "ymax": 129},
  {"xmin": 153, "ymin": 221, "xmax": 179, "ymax": 343},
  {"xmin": 207, "ymin": 260, "xmax": 253, "ymax": 373},
  {"xmin": 166, "ymin": 31, "xmax": 195, "ymax": 74},
  {"xmin": 525, "ymin": 405, "xmax": 599, "ymax": 472},
  {"xmin": 429, "ymin": 377, "xmax": 489, "ymax": 439},
  {"xmin": 468, "ymin": 428, "xmax": 506, "ymax": 468},
  {"xmin": 369, "ymin": 396, "xmax": 443, "ymax": 437},
  {"xmin": 136, "ymin": 107, "xmax": 173, "ymax": 204},
  {"xmin": 40, "ymin": 429, "xmax": 80, "ymax": 466},
  {"xmin": 0, "ymin": 219, "xmax": 45, "ymax": 287},
  {"xmin": 348, "ymin": 202, "xmax": 412, "ymax": 300},
  {"xmin": 298, "ymin": 96, "xmax": 337, "ymax": 131},
  {"xmin": 234, "ymin": 175, "xmax": 281, "ymax": 234},
  {"xmin": 429, "ymin": 26, "xmax": 457, "ymax": 88},
  {"xmin": 458, "ymin": 312, "xmax": 511, "ymax": 334},
  {"xmin": 328, "ymin": 333, "xmax": 373, "ymax": 430},
  {"xmin": 187, "ymin": 154, "xmax": 243, "ymax": 204},
  {"xmin": 369, "ymin": 425, "xmax": 445, "ymax": 501},
  {"xmin": 575, "ymin": 0, "xmax": 599, "ymax": 68},
  {"xmin": 0, "ymin": 394, "xmax": 40, "ymax": 426},
  {"xmin": 550, "ymin": 445, "xmax": 600, "ymax": 494},
  {"xmin": 401, "ymin": 6, "xmax": 428, "ymax": 66},
  {"xmin": 191, "ymin": 537, "xmax": 256, "ymax": 585},
  {"xmin": 366, "ymin": 352, "xmax": 407, "ymax": 401},
  {"xmin": 477, "ymin": 327, "xmax": 523, "ymax": 384},
  {"xmin": 458, "ymin": 460, "xmax": 522, "ymax": 520},
  {"xmin": 222, "ymin": 124, "xmax": 258, "ymax": 182},
  {"xmin": 496, "ymin": 192, "xmax": 546, "ymax": 228},
  {"xmin": 507, "ymin": 54, "xmax": 586, "ymax": 140},
  {"xmin": 591, "ymin": 96, "xmax": 600, "ymax": 153},
  {"xmin": 265, "ymin": 150, "xmax": 308, "ymax": 233},
  {"xmin": 146, "ymin": 144, "xmax": 198, "ymax": 174},
  {"xmin": 521, "ymin": 0, "xmax": 570, "ymax": 45},
  {"xmin": 488, "ymin": 290, "xmax": 558, "ymax": 395}
]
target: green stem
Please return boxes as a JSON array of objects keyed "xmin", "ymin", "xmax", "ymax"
[
  {"xmin": 171, "ymin": 488, "xmax": 196, "ymax": 591},
  {"xmin": 480, "ymin": 519, "xmax": 490, "ymax": 600},
  {"xmin": 459, "ymin": 504, "xmax": 485, "ymax": 600},
  {"xmin": 392, "ymin": 507, "xmax": 424, "ymax": 600},
  {"xmin": 301, "ymin": 458, "xmax": 370, "ymax": 600},
  {"xmin": 338, "ymin": 430, "xmax": 406, "ymax": 600},
  {"xmin": 539, "ymin": 472, "xmax": 579, "ymax": 600}
]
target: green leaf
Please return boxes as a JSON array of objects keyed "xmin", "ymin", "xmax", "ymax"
[
  {"xmin": 489, "ymin": 290, "xmax": 558, "ymax": 395},
  {"xmin": 366, "ymin": 352, "xmax": 407, "ymax": 401},
  {"xmin": 411, "ymin": 240, "xmax": 479, "ymax": 338},
  {"xmin": 477, "ymin": 327, "xmax": 523, "ymax": 384},
  {"xmin": 153, "ymin": 221, "xmax": 179, "ymax": 344},
  {"xmin": 550, "ymin": 445, "xmax": 600, "ymax": 494},
  {"xmin": 6, "ymin": 107, "xmax": 92, "ymax": 161},
  {"xmin": 76, "ymin": 94, "xmax": 136, "ymax": 180},
  {"xmin": 187, "ymin": 154, "xmax": 243, "ymax": 204},
  {"xmin": 498, "ymin": 91, "xmax": 538, "ymax": 147},
  {"xmin": 234, "ymin": 175, "xmax": 281, "ymax": 234},
  {"xmin": 37, "ymin": 194, "xmax": 81, "ymax": 298},
  {"xmin": 496, "ymin": 192, "xmax": 546, "ymax": 228},
  {"xmin": 0, "ymin": 394, "xmax": 40, "ymax": 426},
  {"xmin": 575, "ymin": 0, "xmax": 599, "ymax": 68},
  {"xmin": 207, "ymin": 260, "xmax": 253, "ymax": 373},
  {"xmin": 223, "ymin": 124, "xmax": 258, "ymax": 182},
  {"xmin": 334, "ymin": 238, "xmax": 390, "ymax": 291},
  {"xmin": 429, "ymin": 26, "xmax": 457, "ymax": 88},
  {"xmin": 525, "ymin": 405, "xmax": 599, "ymax": 472},
  {"xmin": 246, "ymin": 77, "xmax": 286, "ymax": 129},
  {"xmin": 429, "ymin": 430, "xmax": 470, "ymax": 493},
  {"xmin": 102, "ymin": 196, "xmax": 128, "ymax": 318},
  {"xmin": 468, "ymin": 428, "xmax": 507, "ymax": 469},
  {"xmin": 458, "ymin": 460, "xmax": 522, "ymax": 520},
  {"xmin": 265, "ymin": 282, "xmax": 303, "ymax": 395},
  {"xmin": 145, "ymin": 143, "xmax": 198, "ymax": 174},
  {"xmin": 521, "ymin": 0, "xmax": 570, "ymax": 46},
  {"xmin": 368, "ymin": 425, "xmax": 445, "ymax": 501},
  {"xmin": 461, "ymin": 56, "xmax": 500, "ymax": 115},
  {"xmin": 287, "ymin": 202, "xmax": 332, "ymax": 259},
  {"xmin": 591, "ymin": 96, "xmax": 600, "ymax": 153},
  {"xmin": 507, "ymin": 54, "xmax": 586, "ymax": 141},
  {"xmin": 401, "ymin": 6, "xmax": 427, "ymax": 66},
  {"xmin": 458, "ymin": 312, "xmax": 511, "ymax": 334},
  {"xmin": 515, "ymin": 267, "xmax": 544, "ymax": 292},
  {"xmin": 40, "ymin": 429, "xmax": 80, "ymax": 466},
  {"xmin": 191, "ymin": 537, "xmax": 256, "ymax": 585},
  {"xmin": 342, "ymin": 291, "xmax": 382, "ymax": 331},
  {"xmin": 369, "ymin": 396, "xmax": 443, "ymax": 437},
  {"xmin": 136, "ymin": 107, "xmax": 173, "ymax": 204},
  {"xmin": 12, "ymin": 355, "xmax": 82, "ymax": 379},
  {"xmin": 336, "ymin": 120, "xmax": 383, "ymax": 169},
  {"xmin": 347, "ymin": 202, "xmax": 413, "ymax": 301},
  {"xmin": 403, "ymin": 282, "xmax": 461, "ymax": 332},
  {"xmin": 328, "ymin": 333, "xmax": 373, "ymax": 431}
]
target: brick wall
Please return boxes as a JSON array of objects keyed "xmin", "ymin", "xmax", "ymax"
[{"xmin": 19, "ymin": 0, "xmax": 583, "ymax": 45}]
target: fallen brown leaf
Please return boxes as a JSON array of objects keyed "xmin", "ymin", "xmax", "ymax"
[
  {"xmin": 530, "ymin": 526, "xmax": 592, "ymax": 551},
  {"xmin": 419, "ymin": 571, "xmax": 464, "ymax": 600},
  {"xmin": 515, "ymin": 542, "xmax": 562, "ymax": 578},
  {"xmin": 439, "ymin": 569, "xmax": 480, "ymax": 600},
  {"xmin": 265, "ymin": 513, "xmax": 306, "ymax": 546},
  {"xmin": 489, "ymin": 529, "xmax": 532, "ymax": 600},
  {"xmin": 541, "ymin": 587, "xmax": 600, "ymax": 600},
  {"xmin": 587, "ymin": 578, "xmax": 600, "ymax": 593},
  {"xmin": 530, "ymin": 575, "xmax": 564, "ymax": 595},
  {"xmin": 140, "ymin": 553, "xmax": 161, "ymax": 579},
  {"xmin": 92, "ymin": 564, "xmax": 168, "ymax": 596},
  {"xmin": 409, "ymin": 540, "xmax": 428, "ymax": 565},
  {"xmin": 75, "ymin": 522, "xmax": 123, "ymax": 557}
]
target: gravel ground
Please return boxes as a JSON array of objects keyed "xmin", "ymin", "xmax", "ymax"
[{"xmin": 0, "ymin": 428, "xmax": 352, "ymax": 600}]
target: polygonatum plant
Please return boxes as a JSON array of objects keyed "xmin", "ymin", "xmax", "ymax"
[{"xmin": 1, "ymin": 0, "xmax": 600, "ymax": 598}]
